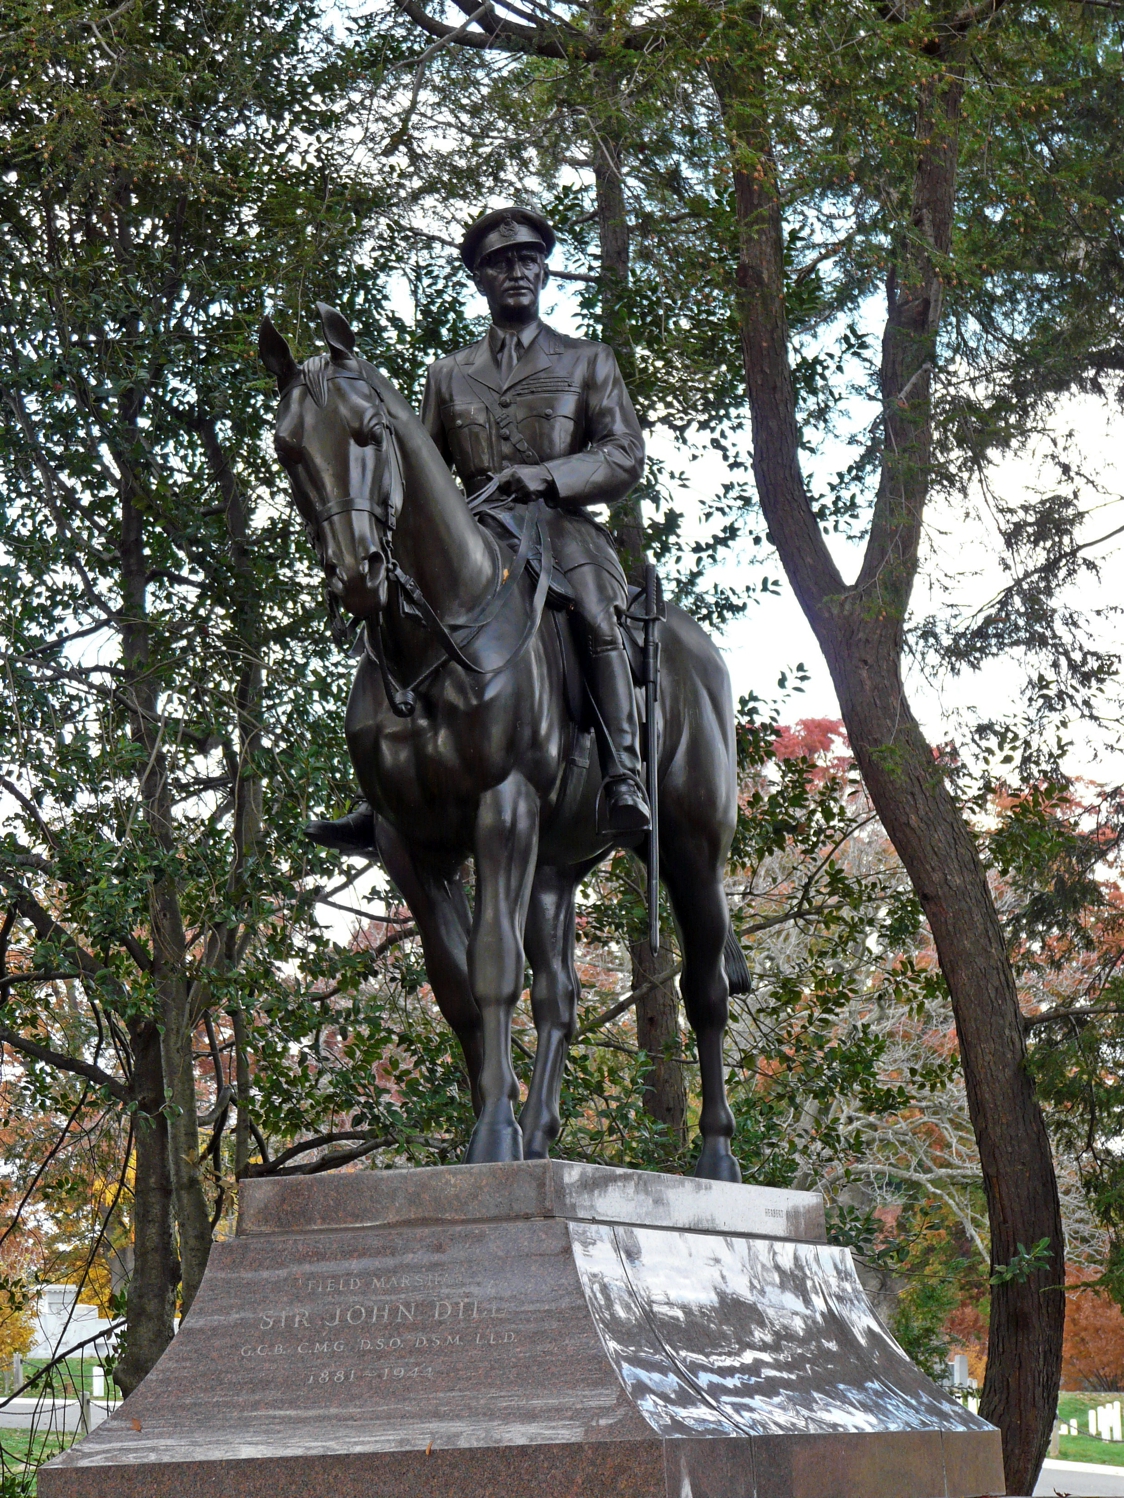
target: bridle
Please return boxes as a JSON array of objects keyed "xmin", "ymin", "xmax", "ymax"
[
  {"xmin": 279, "ymin": 356, "xmax": 402, "ymax": 529},
  {"xmin": 280, "ymin": 355, "xmax": 553, "ymax": 718}
]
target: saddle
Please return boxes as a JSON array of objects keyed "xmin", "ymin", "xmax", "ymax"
[
  {"xmin": 468, "ymin": 495, "xmax": 654, "ymax": 725},
  {"xmin": 467, "ymin": 486, "xmax": 578, "ymax": 610}
]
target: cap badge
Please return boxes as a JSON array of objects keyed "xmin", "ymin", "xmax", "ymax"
[{"xmin": 498, "ymin": 217, "xmax": 518, "ymax": 239}]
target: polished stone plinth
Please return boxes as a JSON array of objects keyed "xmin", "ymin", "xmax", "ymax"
[{"xmin": 39, "ymin": 1161, "xmax": 1003, "ymax": 1498}]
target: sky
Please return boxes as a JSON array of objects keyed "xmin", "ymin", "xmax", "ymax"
[{"xmin": 706, "ymin": 403, "xmax": 1124, "ymax": 770}]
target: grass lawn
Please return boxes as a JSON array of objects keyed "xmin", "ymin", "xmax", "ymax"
[
  {"xmin": 1057, "ymin": 1391, "xmax": 1124, "ymax": 1467},
  {"xmin": 16, "ymin": 1360, "xmax": 106, "ymax": 1400},
  {"xmin": 0, "ymin": 1425, "xmax": 74, "ymax": 1494},
  {"xmin": 0, "ymin": 1366, "xmax": 115, "ymax": 1493}
]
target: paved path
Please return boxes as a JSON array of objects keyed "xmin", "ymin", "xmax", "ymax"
[
  {"xmin": 1036, "ymin": 1458, "xmax": 1124, "ymax": 1496},
  {"xmin": 0, "ymin": 1398, "xmax": 114, "ymax": 1433}
]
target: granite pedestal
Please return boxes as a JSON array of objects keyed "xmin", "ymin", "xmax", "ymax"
[{"xmin": 40, "ymin": 1161, "xmax": 1003, "ymax": 1498}]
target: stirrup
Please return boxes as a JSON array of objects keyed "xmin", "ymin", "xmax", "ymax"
[{"xmin": 596, "ymin": 774, "xmax": 650, "ymax": 838}]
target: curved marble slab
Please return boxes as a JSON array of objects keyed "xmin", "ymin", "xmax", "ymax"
[{"xmin": 570, "ymin": 1223, "xmax": 990, "ymax": 1441}]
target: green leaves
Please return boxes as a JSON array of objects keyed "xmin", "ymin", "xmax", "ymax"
[{"xmin": 990, "ymin": 1238, "xmax": 1053, "ymax": 1286}]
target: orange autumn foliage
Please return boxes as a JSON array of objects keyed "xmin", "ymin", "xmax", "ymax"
[
  {"xmin": 948, "ymin": 1278, "xmax": 1124, "ymax": 1392},
  {"xmin": 1063, "ymin": 1279, "xmax": 1124, "ymax": 1392},
  {"xmin": 946, "ymin": 1302, "xmax": 988, "ymax": 1386}
]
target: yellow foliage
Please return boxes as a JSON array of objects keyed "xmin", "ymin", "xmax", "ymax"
[{"xmin": 0, "ymin": 1298, "xmax": 34, "ymax": 1360}]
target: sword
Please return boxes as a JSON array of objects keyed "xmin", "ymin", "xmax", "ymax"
[{"xmin": 642, "ymin": 563, "xmax": 664, "ymax": 953}]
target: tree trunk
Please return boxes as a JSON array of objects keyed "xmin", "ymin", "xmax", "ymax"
[
  {"xmin": 709, "ymin": 34, "xmax": 1064, "ymax": 1493},
  {"xmin": 827, "ymin": 630, "xmax": 1064, "ymax": 1492},
  {"xmin": 232, "ymin": 1005, "xmax": 253, "ymax": 1180},
  {"xmin": 630, "ymin": 938, "xmax": 687, "ymax": 1143},
  {"xmin": 119, "ymin": 472, "xmax": 211, "ymax": 1318},
  {"xmin": 200, "ymin": 414, "xmax": 264, "ymax": 1189},
  {"xmin": 591, "ymin": 127, "xmax": 685, "ymax": 1135},
  {"xmin": 160, "ymin": 998, "xmax": 211, "ymax": 1315},
  {"xmin": 115, "ymin": 1018, "xmax": 177, "ymax": 1396}
]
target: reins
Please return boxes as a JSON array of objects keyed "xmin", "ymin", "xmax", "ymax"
[{"xmin": 286, "ymin": 357, "xmax": 554, "ymax": 719}]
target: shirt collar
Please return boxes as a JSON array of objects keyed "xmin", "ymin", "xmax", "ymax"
[{"xmin": 487, "ymin": 319, "xmax": 542, "ymax": 358}]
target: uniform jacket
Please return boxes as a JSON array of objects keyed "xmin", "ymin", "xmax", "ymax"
[{"xmin": 420, "ymin": 323, "xmax": 645, "ymax": 510}]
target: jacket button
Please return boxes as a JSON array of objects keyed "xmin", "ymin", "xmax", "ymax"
[
  {"xmin": 499, "ymin": 396, "xmax": 511, "ymax": 407},
  {"xmin": 544, "ymin": 407, "xmax": 553, "ymax": 418}
]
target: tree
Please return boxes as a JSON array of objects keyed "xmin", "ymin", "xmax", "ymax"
[
  {"xmin": 5, "ymin": 0, "xmax": 1124, "ymax": 1488},
  {"xmin": 0, "ymin": 0, "xmax": 400, "ymax": 1390}
]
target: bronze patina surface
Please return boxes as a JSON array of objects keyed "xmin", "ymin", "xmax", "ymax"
[{"xmin": 259, "ymin": 292, "xmax": 745, "ymax": 1182}]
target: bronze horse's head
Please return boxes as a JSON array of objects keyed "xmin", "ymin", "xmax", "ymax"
[{"xmin": 260, "ymin": 303, "xmax": 401, "ymax": 619}]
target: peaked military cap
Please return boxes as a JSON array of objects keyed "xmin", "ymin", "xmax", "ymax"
[{"xmin": 461, "ymin": 206, "xmax": 555, "ymax": 272}]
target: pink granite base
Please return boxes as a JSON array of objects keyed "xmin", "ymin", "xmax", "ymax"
[
  {"xmin": 39, "ymin": 1162, "xmax": 1005, "ymax": 1498},
  {"xmin": 36, "ymin": 1431, "xmax": 1005, "ymax": 1498}
]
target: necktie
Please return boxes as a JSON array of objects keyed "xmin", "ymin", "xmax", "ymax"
[{"xmin": 496, "ymin": 332, "xmax": 521, "ymax": 383}]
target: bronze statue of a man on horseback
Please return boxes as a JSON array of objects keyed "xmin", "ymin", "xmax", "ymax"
[{"xmin": 260, "ymin": 205, "xmax": 748, "ymax": 1180}]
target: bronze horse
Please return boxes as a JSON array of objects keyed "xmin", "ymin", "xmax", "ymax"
[{"xmin": 261, "ymin": 304, "xmax": 745, "ymax": 1182}]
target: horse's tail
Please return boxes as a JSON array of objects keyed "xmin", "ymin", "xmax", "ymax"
[{"xmin": 723, "ymin": 924, "xmax": 751, "ymax": 997}]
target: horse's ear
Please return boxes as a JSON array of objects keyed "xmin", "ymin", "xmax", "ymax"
[
  {"xmin": 259, "ymin": 317, "xmax": 298, "ymax": 392},
  {"xmin": 317, "ymin": 302, "xmax": 356, "ymax": 364}
]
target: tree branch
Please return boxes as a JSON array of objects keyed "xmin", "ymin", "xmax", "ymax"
[
  {"xmin": 0, "ymin": 1027, "xmax": 128, "ymax": 1101},
  {"xmin": 395, "ymin": 0, "xmax": 659, "ymax": 60},
  {"xmin": 1023, "ymin": 1005, "xmax": 1124, "ymax": 1033},
  {"xmin": 578, "ymin": 962, "xmax": 680, "ymax": 1036},
  {"xmin": 244, "ymin": 1130, "xmax": 395, "ymax": 1176}
]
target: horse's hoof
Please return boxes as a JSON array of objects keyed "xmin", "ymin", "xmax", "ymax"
[
  {"xmin": 694, "ymin": 1141, "xmax": 742, "ymax": 1183},
  {"xmin": 519, "ymin": 1109, "xmax": 558, "ymax": 1161},
  {"xmin": 521, "ymin": 1129, "xmax": 553, "ymax": 1160},
  {"xmin": 464, "ymin": 1106, "xmax": 524, "ymax": 1164}
]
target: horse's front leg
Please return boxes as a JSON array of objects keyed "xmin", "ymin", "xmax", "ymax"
[
  {"xmin": 464, "ymin": 773, "xmax": 540, "ymax": 1164},
  {"xmin": 373, "ymin": 815, "xmax": 483, "ymax": 1116}
]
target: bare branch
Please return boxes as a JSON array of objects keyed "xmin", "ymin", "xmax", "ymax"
[
  {"xmin": 0, "ymin": 971, "xmax": 82, "ymax": 985},
  {"xmin": 244, "ymin": 1130, "xmax": 395, "ymax": 1176},
  {"xmin": 1024, "ymin": 1005, "xmax": 1124, "ymax": 1033},
  {"xmin": 578, "ymin": 961, "xmax": 680, "ymax": 1037}
]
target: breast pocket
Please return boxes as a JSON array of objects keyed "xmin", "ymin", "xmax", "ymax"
[
  {"xmin": 516, "ymin": 390, "xmax": 582, "ymax": 459},
  {"xmin": 442, "ymin": 401, "xmax": 493, "ymax": 477}
]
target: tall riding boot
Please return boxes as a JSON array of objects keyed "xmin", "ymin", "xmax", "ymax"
[
  {"xmin": 588, "ymin": 647, "xmax": 650, "ymax": 835},
  {"xmin": 305, "ymin": 799, "xmax": 378, "ymax": 854}
]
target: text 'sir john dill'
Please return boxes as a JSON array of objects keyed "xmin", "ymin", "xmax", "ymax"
[{"xmin": 239, "ymin": 1286, "xmax": 517, "ymax": 1379}]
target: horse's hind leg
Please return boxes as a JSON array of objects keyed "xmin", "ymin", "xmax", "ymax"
[
  {"xmin": 520, "ymin": 862, "xmax": 594, "ymax": 1159},
  {"xmin": 660, "ymin": 852, "xmax": 741, "ymax": 1183},
  {"xmin": 374, "ymin": 815, "xmax": 484, "ymax": 1116}
]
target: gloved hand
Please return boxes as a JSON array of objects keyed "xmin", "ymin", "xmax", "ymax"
[{"xmin": 494, "ymin": 464, "xmax": 557, "ymax": 502}]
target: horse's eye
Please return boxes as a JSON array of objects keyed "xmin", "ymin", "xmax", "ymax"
[{"xmin": 358, "ymin": 408, "xmax": 386, "ymax": 448}]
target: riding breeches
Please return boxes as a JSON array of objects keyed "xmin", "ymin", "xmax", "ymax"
[
  {"xmin": 475, "ymin": 499, "xmax": 629, "ymax": 656},
  {"xmin": 536, "ymin": 505, "xmax": 630, "ymax": 656}
]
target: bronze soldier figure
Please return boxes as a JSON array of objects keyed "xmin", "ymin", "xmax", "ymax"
[
  {"xmin": 264, "ymin": 296, "xmax": 744, "ymax": 1174},
  {"xmin": 308, "ymin": 205, "xmax": 650, "ymax": 850}
]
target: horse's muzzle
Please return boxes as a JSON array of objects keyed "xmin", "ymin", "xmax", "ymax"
[{"xmin": 328, "ymin": 549, "xmax": 388, "ymax": 618}]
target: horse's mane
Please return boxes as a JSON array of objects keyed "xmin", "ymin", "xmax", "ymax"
[{"xmin": 300, "ymin": 353, "xmax": 332, "ymax": 409}]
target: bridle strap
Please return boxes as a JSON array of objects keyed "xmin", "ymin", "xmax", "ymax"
[
  {"xmin": 283, "ymin": 354, "xmax": 551, "ymax": 715},
  {"xmin": 317, "ymin": 495, "xmax": 390, "ymax": 524},
  {"xmin": 366, "ymin": 501, "xmax": 554, "ymax": 717}
]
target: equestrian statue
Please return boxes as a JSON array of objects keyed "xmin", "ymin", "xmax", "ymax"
[{"xmin": 260, "ymin": 205, "xmax": 749, "ymax": 1180}]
